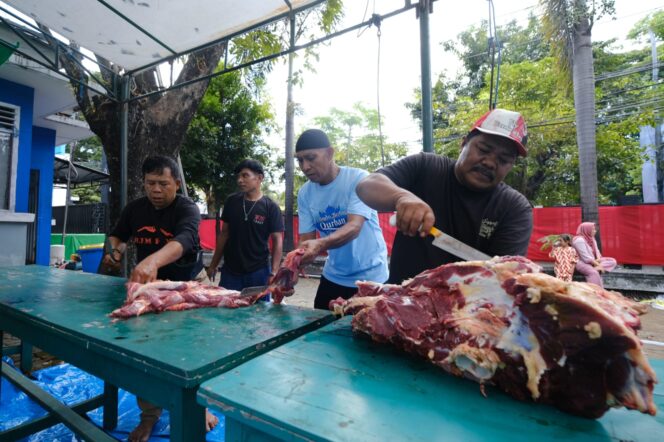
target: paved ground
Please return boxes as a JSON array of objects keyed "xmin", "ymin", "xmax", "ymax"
[{"xmin": 3, "ymin": 278, "xmax": 664, "ymax": 372}]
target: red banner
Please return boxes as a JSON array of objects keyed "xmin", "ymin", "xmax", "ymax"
[{"xmin": 200, "ymin": 205, "xmax": 664, "ymax": 266}]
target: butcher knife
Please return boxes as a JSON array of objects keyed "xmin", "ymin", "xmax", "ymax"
[
  {"xmin": 239, "ymin": 285, "xmax": 269, "ymax": 297},
  {"xmin": 389, "ymin": 214, "xmax": 491, "ymax": 261}
]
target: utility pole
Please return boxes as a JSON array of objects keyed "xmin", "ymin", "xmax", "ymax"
[{"xmin": 651, "ymin": 28, "xmax": 663, "ymax": 201}]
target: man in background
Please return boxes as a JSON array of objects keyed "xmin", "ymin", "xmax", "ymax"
[{"xmin": 206, "ymin": 159, "xmax": 284, "ymax": 293}]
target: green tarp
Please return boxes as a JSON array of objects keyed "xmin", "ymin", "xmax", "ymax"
[
  {"xmin": 0, "ymin": 42, "xmax": 18, "ymax": 66},
  {"xmin": 51, "ymin": 234, "xmax": 106, "ymax": 261}
]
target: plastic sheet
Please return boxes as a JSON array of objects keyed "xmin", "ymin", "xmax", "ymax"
[{"xmin": 0, "ymin": 357, "xmax": 225, "ymax": 441}]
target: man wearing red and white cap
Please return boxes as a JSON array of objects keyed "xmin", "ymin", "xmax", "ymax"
[{"xmin": 356, "ymin": 108, "xmax": 533, "ymax": 284}]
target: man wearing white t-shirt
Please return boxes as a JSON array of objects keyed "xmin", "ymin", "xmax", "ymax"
[{"xmin": 295, "ymin": 129, "xmax": 389, "ymax": 309}]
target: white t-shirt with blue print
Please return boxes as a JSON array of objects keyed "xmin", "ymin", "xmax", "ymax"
[{"xmin": 297, "ymin": 166, "xmax": 389, "ymax": 287}]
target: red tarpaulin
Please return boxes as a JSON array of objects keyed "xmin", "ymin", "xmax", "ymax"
[
  {"xmin": 527, "ymin": 205, "xmax": 664, "ymax": 265},
  {"xmin": 199, "ymin": 205, "xmax": 664, "ymax": 266}
]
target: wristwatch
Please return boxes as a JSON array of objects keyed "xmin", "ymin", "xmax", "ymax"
[{"xmin": 108, "ymin": 248, "xmax": 122, "ymax": 263}]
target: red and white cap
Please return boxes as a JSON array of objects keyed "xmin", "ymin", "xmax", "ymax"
[{"xmin": 470, "ymin": 108, "xmax": 528, "ymax": 157}]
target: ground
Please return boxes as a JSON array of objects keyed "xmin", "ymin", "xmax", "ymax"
[{"xmin": 3, "ymin": 276, "xmax": 664, "ymax": 372}]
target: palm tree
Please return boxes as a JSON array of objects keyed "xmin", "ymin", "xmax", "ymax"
[{"xmin": 540, "ymin": 0, "xmax": 615, "ymax": 230}]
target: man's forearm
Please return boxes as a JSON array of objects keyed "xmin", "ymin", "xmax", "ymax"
[
  {"xmin": 356, "ymin": 173, "xmax": 414, "ymax": 212},
  {"xmin": 108, "ymin": 236, "xmax": 126, "ymax": 253},
  {"xmin": 208, "ymin": 231, "xmax": 229, "ymax": 269},
  {"xmin": 317, "ymin": 219, "xmax": 363, "ymax": 251},
  {"xmin": 145, "ymin": 240, "xmax": 184, "ymax": 269},
  {"xmin": 271, "ymin": 234, "xmax": 283, "ymax": 274}
]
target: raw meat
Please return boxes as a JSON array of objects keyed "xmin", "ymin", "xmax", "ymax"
[
  {"xmin": 111, "ymin": 248, "xmax": 308, "ymax": 317},
  {"xmin": 333, "ymin": 256, "xmax": 657, "ymax": 418},
  {"xmin": 268, "ymin": 248, "xmax": 306, "ymax": 304},
  {"xmin": 110, "ymin": 280, "xmax": 264, "ymax": 318}
]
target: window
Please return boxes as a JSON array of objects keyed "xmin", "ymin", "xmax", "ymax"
[{"xmin": 0, "ymin": 102, "xmax": 19, "ymax": 211}]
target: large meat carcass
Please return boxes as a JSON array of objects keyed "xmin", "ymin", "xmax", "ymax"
[{"xmin": 333, "ymin": 256, "xmax": 656, "ymax": 418}]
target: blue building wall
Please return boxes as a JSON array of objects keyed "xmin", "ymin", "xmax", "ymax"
[
  {"xmin": 0, "ymin": 77, "xmax": 34, "ymax": 213},
  {"xmin": 31, "ymin": 126, "xmax": 55, "ymax": 266}
]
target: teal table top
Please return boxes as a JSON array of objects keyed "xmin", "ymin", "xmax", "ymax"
[
  {"xmin": 0, "ymin": 266, "xmax": 335, "ymax": 387},
  {"xmin": 198, "ymin": 316, "xmax": 664, "ymax": 442}
]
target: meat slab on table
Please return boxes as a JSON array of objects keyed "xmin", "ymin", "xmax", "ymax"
[
  {"xmin": 333, "ymin": 256, "xmax": 657, "ymax": 418},
  {"xmin": 110, "ymin": 280, "xmax": 263, "ymax": 318},
  {"xmin": 110, "ymin": 248, "xmax": 308, "ymax": 318}
]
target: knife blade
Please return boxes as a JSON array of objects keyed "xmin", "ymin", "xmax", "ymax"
[
  {"xmin": 239, "ymin": 285, "xmax": 269, "ymax": 297},
  {"xmin": 389, "ymin": 214, "xmax": 490, "ymax": 261},
  {"xmin": 429, "ymin": 226, "xmax": 491, "ymax": 261}
]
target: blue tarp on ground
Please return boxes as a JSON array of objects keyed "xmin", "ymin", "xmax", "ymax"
[{"xmin": 0, "ymin": 357, "xmax": 225, "ymax": 441}]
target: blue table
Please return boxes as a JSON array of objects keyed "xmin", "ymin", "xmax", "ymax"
[
  {"xmin": 198, "ymin": 316, "xmax": 664, "ymax": 442},
  {"xmin": 0, "ymin": 266, "xmax": 335, "ymax": 441}
]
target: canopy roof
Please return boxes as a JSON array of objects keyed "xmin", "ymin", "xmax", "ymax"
[
  {"xmin": 6, "ymin": 0, "xmax": 320, "ymax": 71},
  {"xmin": 54, "ymin": 156, "xmax": 109, "ymax": 187}
]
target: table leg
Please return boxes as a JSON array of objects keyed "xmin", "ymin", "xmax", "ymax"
[
  {"xmin": 170, "ymin": 387, "xmax": 205, "ymax": 442},
  {"xmin": 0, "ymin": 330, "xmax": 3, "ymax": 399},
  {"xmin": 20, "ymin": 340, "xmax": 32, "ymax": 373},
  {"xmin": 102, "ymin": 382, "xmax": 118, "ymax": 430}
]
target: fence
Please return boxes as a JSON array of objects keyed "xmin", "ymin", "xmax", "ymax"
[
  {"xmin": 201, "ymin": 204, "xmax": 664, "ymax": 266},
  {"xmin": 51, "ymin": 203, "xmax": 109, "ymax": 234}
]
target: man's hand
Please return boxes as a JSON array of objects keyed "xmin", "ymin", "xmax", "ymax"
[
  {"xmin": 129, "ymin": 257, "xmax": 159, "ymax": 283},
  {"xmin": 394, "ymin": 194, "xmax": 435, "ymax": 238},
  {"xmin": 101, "ymin": 251, "xmax": 122, "ymax": 273},
  {"xmin": 299, "ymin": 239, "xmax": 324, "ymax": 266},
  {"xmin": 205, "ymin": 266, "xmax": 217, "ymax": 281}
]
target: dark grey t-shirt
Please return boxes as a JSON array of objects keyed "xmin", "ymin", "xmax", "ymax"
[{"xmin": 378, "ymin": 152, "xmax": 533, "ymax": 283}]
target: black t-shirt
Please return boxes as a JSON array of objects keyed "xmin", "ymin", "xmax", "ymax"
[
  {"xmin": 110, "ymin": 195, "xmax": 203, "ymax": 281},
  {"xmin": 378, "ymin": 152, "xmax": 533, "ymax": 283},
  {"xmin": 221, "ymin": 193, "xmax": 284, "ymax": 274}
]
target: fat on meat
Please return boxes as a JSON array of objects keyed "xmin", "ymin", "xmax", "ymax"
[{"xmin": 333, "ymin": 256, "xmax": 657, "ymax": 418}]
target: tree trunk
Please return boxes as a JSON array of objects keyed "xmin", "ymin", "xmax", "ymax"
[
  {"xmin": 572, "ymin": 5, "xmax": 600, "ymax": 231},
  {"xmin": 283, "ymin": 49, "xmax": 296, "ymax": 252},
  {"xmin": 59, "ymin": 44, "xmax": 226, "ymax": 227}
]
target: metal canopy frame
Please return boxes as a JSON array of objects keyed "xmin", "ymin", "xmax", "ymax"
[
  {"xmin": 0, "ymin": 0, "xmax": 436, "ymax": 207},
  {"xmin": 53, "ymin": 156, "xmax": 109, "ymax": 188}
]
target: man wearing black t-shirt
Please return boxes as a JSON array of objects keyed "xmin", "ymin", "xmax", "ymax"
[
  {"xmin": 206, "ymin": 159, "xmax": 284, "ymax": 291},
  {"xmin": 102, "ymin": 156, "xmax": 217, "ymax": 441},
  {"xmin": 356, "ymin": 108, "xmax": 533, "ymax": 284},
  {"xmin": 103, "ymin": 156, "xmax": 206, "ymax": 283}
]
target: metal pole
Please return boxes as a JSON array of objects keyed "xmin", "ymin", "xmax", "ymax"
[
  {"xmin": 651, "ymin": 29, "xmax": 662, "ymax": 202},
  {"xmin": 120, "ymin": 76, "xmax": 129, "ymax": 210},
  {"xmin": 61, "ymin": 141, "xmax": 77, "ymax": 246},
  {"xmin": 283, "ymin": 10, "xmax": 296, "ymax": 252},
  {"xmin": 119, "ymin": 75, "xmax": 130, "ymax": 276},
  {"xmin": 418, "ymin": 0, "xmax": 433, "ymax": 152},
  {"xmin": 177, "ymin": 155, "xmax": 189, "ymax": 198}
]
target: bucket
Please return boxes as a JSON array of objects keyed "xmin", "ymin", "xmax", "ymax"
[
  {"xmin": 50, "ymin": 245, "xmax": 65, "ymax": 266},
  {"xmin": 77, "ymin": 244, "xmax": 104, "ymax": 273}
]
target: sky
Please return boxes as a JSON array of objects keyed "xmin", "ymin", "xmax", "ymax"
[{"xmin": 264, "ymin": 0, "xmax": 664, "ymax": 154}]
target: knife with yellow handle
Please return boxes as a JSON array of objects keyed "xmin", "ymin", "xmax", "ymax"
[{"xmin": 389, "ymin": 214, "xmax": 491, "ymax": 261}]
